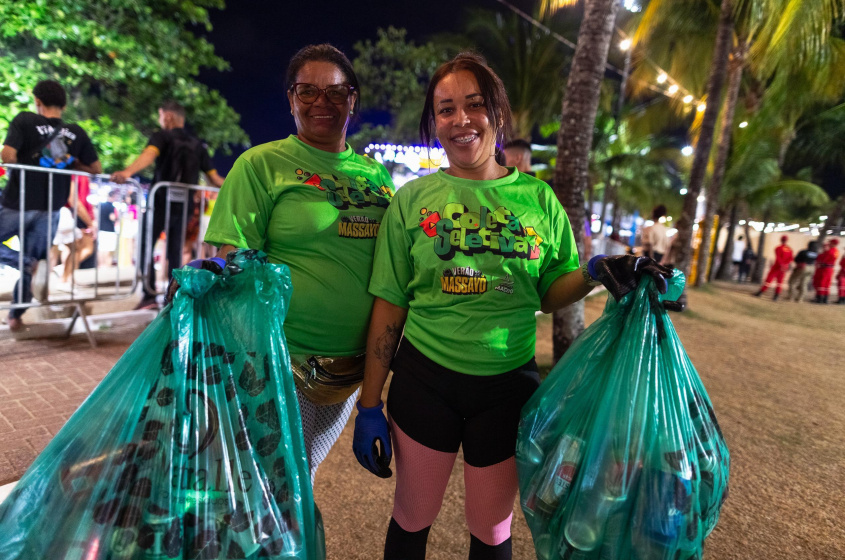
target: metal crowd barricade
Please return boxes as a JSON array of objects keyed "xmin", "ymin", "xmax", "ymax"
[
  {"xmin": 141, "ymin": 181, "xmax": 220, "ymax": 296},
  {"xmin": 0, "ymin": 163, "xmax": 143, "ymax": 346}
]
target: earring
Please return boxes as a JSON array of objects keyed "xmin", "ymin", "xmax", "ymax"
[{"xmin": 349, "ymin": 110, "xmax": 354, "ymax": 115}]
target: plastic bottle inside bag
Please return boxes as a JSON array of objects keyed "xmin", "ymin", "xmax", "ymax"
[
  {"xmin": 564, "ymin": 449, "xmax": 643, "ymax": 552},
  {"xmin": 533, "ymin": 435, "xmax": 584, "ymax": 517}
]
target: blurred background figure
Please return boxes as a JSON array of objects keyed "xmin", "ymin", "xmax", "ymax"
[
  {"xmin": 739, "ymin": 243, "xmax": 756, "ymax": 283},
  {"xmin": 813, "ymin": 238, "xmax": 839, "ymax": 304},
  {"xmin": 641, "ymin": 205, "xmax": 668, "ymax": 263},
  {"xmin": 97, "ymin": 189, "xmax": 120, "ymax": 267},
  {"xmin": 110, "ymin": 99, "xmax": 225, "ymax": 309},
  {"xmin": 731, "ymin": 235, "xmax": 746, "ymax": 281},
  {"xmin": 837, "ymin": 252, "xmax": 845, "ymax": 304},
  {"xmin": 754, "ymin": 235, "xmax": 793, "ymax": 301},
  {"xmin": 606, "ymin": 231, "xmax": 629, "ymax": 256},
  {"xmin": 787, "ymin": 241, "xmax": 819, "ymax": 302},
  {"xmin": 503, "ymin": 138, "xmax": 534, "ymax": 175}
]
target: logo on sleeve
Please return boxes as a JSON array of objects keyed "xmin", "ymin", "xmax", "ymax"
[
  {"xmin": 418, "ymin": 203, "xmax": 542, "ymax": 261},
  {"xmin": 440, "ymin": 267, "xmax": 487, "ymax": 295},
  {"xmin": 338, "ymin": 216, "xmax": 380, "ymax": 239}
]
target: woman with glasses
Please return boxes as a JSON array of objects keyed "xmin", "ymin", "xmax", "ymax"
[
  {"xmin": 352, "ymin": 53, "xmax": 671, "ymax": 559},
  {"xmin": 203, "ymin": 44, "xmax": 394, "ymax": 483}
]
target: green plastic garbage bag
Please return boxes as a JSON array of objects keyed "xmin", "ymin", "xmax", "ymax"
[
  {"xmin": 517, "ymin": 271, "xmax": 729, "ymax": 560},
  {"xmin": 0, "ymin": 250, "xmax": 325, "ymax": 560}
]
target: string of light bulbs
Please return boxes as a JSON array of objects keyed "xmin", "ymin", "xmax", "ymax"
[{"xmin": 496, "ymin": 0, "xmax": 706, "ymax": 111}]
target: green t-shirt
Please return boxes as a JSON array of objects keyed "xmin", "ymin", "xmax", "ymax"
[
  {"xmin": 369, "ymin": 169, "xmax": 579, "ymax": 375},
  {"xmin": 205, "ymin": 135, "xmax": 395, "ymax": 356}
]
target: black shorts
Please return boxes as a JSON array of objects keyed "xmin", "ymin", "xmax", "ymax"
[{"xmin": 387, "ymin": 339, "xmax": 540, "ymax": 468}]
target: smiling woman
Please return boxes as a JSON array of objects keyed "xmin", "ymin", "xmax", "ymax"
[
  {"xmin": 286, "ymin": 53, "xmax": 359, "ymax": 153},
  {"xmin": 202, "ymin": 44, "xmax": 395, "ymax": 500},
  {"xmin": 353, "ymin": 52, "xmax": 674, "ymax": 560}
]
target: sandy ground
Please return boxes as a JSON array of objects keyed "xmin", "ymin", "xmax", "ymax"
[{"xmin": 315, "ymin": 282, "xmax": 845, "ymax": 559}]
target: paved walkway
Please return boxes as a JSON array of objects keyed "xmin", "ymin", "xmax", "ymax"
[{"xmin": 0, "ymin": 317, "xmax": 149, "ymax": 485}]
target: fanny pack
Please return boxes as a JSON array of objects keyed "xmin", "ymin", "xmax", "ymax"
[{"xmin": 290, "ymin": 353, "xmax": 365, "ymax": 406}]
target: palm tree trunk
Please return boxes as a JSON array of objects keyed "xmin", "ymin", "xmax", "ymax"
[
  {"xmin": 694, "ymin": 40, "xmax": 747, "ymax": 286},
  {"xmin": 552, "ymin": 0, "xmax": 620, "ymax": 362},
  {"xmin": 716, "ymin": 203, "xmax": 739, "ymax": 280},
  {"xmin": 671, "ymin": 0, "xmax": 735, "ymax": 277}
]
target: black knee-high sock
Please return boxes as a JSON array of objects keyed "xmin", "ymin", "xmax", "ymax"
[
  {"xmin": 384, "ymin": 517, "xmax": 431, "ymax": 560},
  {"xmin": 468, "ymin": 534, "xmax": 512, "ymax": 560}
]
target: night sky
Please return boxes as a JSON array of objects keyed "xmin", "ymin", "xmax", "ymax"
[{"xmin": 197, "ymin": 0, "xmax": 535, "ymax": 173}]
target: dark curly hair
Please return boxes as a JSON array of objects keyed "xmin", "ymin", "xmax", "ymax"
[
  {"xmin": 419, "ymin": 52, "xmax": 513, "ymax": 152},
  {"xmin": 285, "ymin": 44, "xmax": 360, "ymax": 113},
  {"xmin": 33, "ymin": 80, "xmax": 66, "ymax": 109}
]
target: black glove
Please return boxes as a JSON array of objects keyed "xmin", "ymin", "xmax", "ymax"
[
  {"xmin": 588, "ymin": 254, "xmax": 673, "ymax": 302},
  {"xmin": 164, "ymin": 257, "xmax": 226, "ymax": 304}
]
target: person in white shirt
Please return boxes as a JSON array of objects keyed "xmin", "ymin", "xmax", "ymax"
[
  {"xmin": 732, "ymin": 235, "xmax": 746, "ymax": 282},
  {"xmin": 641, "ymin": 205, "xmax": 669, "ymax": 263}
]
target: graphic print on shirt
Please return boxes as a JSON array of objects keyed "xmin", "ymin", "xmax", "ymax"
[
  {"xmin": 339, "ymin": 216, "xmax": 380, "ymax": 239},
  {"xmin": 295, "ymin": 168, "xmax": 392, "ymax": 210},
  {"xmin": 441, "ymin": 266, "xmax": 488, "ymax": 295},
  {"xmin": 418, "ymin": 203, "xmax": 543, "ymax": 261},
  {"xmin": 495, "ymin": 274, "xmax": 515, "ymax": 294}
]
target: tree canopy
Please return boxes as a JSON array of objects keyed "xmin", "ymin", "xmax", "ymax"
[{"xmin": 0, "ymin": 0, "xmax": 249, "ymax": 171}]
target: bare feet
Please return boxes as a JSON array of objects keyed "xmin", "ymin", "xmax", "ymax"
[{"xmin": 7, "ymin": 317, "xmax": 23, "ymax": 332}]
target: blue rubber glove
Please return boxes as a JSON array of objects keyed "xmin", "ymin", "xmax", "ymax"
[
  {"xmin": 588, "ymin": 254, "xmax": 672, "ymax": 301},
  {"xmin": 165, "ymin": 257, "xmax": 226, "ymax": 303},
  {"xmin": 353, "ymin": 401, "xmax": 393, "ymax": 478}
]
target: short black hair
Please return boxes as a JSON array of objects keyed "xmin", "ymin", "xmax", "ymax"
[
  {"xmin": 504, "ymin": 139, "xmax": 532, "ymax": 153},
  {"xmin": 159, "ymin": 99, "xmax": 186, "ymax": 118},
  {"xmin": 286, "ymin": 44, "xmax": 360, "ymax": 113},
  {"xmin": 33, "ymin": 80, "xmax": 66, "ymax": 108},
  {"xmin": 651, "ymin": 204, "xmax": 668, "ymax": 220},
  {"xmin": 420, "ymin": 52, "xmax": 513, "ymax": 152}
]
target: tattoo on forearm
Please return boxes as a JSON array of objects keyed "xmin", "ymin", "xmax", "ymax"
[{"xmin": 374, "ymin": 323, "xmax": 402, "ymax": 368}]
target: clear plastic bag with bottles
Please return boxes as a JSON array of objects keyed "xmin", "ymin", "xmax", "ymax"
[
  {"xmin": 517, "ymin": 271, "xmax": 729, "ymax": 560},
  {"xmin": 0, "ymin": 250, "xmax": 325, "ymax": 560}
]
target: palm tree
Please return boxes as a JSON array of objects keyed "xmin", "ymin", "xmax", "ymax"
[
  {"xmin": 656, "ymin": 0, "xmax": 736, "ymax": 277},
  {"xmin": 544, "ymin": 0, "xmax": 621, "ymax": 360},
  {"xmin": 635, "ymin": 0, "xmax": 845, "ymax": 281}
]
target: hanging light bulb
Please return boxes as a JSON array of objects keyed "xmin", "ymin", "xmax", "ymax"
[
  {"xmin": 697, "ymin": 103, "xmax": 706, "ymax": 112},
  {"xmin": 668, "ymin": 84, "xmax": 679, "ymax": 95},
  {"xmin": 620, "ymin": 38, "xmax": 632, "ymax": 51},
  {"xmin": 683, "ymin": 94, "xmax": 694, "ymax": 104},
  {"xmin": 657, "ymin": 73, "xmax": 668, "ymax": 84}
]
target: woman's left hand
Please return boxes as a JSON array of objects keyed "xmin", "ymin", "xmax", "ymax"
[{"xmin": 589, "ymin": 254, "xmax": 673, "ymax": 301}]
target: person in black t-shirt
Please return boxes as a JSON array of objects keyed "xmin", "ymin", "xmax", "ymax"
[
  {"xmin": 110, "ymin": 99, "xmax": 225, "ymax": 309},
  {"xmin": 1, "ymin": 80, "xmax": 101, "ymax": 331}
]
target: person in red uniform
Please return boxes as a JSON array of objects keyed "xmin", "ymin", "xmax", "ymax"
[
  {"xmin": 754, "ymin": 235, "xmax": 793, "ymax": 301},
  {"xmin": 813, "ymin": 238, "xmax": 840, "ymax": 304},
  {"xmin": 837, "ymin": 253, "xmax": 845, "ymax": 304}
]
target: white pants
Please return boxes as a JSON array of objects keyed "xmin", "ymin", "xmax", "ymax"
[{"xmin": 296, "ymin": 388, "xmax": 358, "ymax": 484}]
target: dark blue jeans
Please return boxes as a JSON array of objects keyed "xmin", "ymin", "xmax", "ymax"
[{"xmin": 0, "ymin": 206, "xmax": 61, "ymax": 319}]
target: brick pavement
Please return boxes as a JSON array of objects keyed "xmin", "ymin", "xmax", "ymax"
[{"xmin": 0, "ymin": 323, "xmax": 145, "ymax": 484}]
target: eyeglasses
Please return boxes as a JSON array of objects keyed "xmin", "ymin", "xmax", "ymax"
[{"xmin": 290, "ymin": 83, "xmax": 355, "ymax": 105}]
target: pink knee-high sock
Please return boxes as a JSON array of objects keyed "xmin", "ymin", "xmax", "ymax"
[
  {"xmin": 389, "ymin": 418, "xmax": 458, "ymax": 532},
  {"xmin": 464, "ymin": 457, "xmax": 517, "ymax": 546}
]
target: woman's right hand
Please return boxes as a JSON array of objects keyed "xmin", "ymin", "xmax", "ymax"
[
  {"xmin": 164, "ymin": 257, "xmax": 226, "ymax": 303},
  {"xmin": 352, "ymin": 400, "xmax": 393, "ymax": 478}
]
